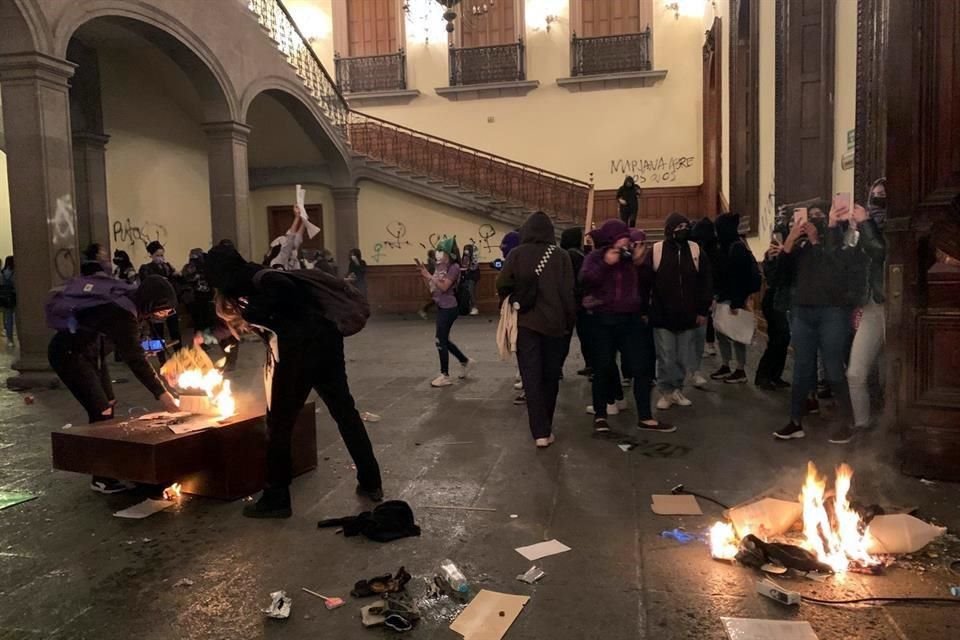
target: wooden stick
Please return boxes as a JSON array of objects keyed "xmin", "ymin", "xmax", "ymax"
[
  {"xmin": 421, "ymin": 505, "xmax": 498, "ymax": 512},
  {"xmin": 301, "ymin": 587, "xmax": 331, "ymax": 600},
  {"xmin": 584, "ymin": 174, "xmax": 596, "ymax": 235}
]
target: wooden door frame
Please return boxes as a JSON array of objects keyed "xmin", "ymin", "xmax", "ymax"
[
  {"xmin": 451, "ymin": 0, "xmax": 525, "ymax": 48},
  {"xmin": 701, "ymin": 17, "xmax": 721, "ymax": 218},
  {"xmin": 729, "ymin": 0, "xmax": 759, "ymax": 232},
  {"xmin": 854, "ymin": 0, "xmax": 888, "ymax": 203}
]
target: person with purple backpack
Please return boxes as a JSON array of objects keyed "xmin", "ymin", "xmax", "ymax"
[{"xmin": 46, "ymin": 274, "xmax": 180, "ymax": 494}]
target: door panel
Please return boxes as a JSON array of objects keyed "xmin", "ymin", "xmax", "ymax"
[
  {"xmin": 348, "ymin": 0, "xmax": 397, "ymax": 56},
  {"xmin": 729, "ymin": 0, "xmax": 759, "ymax": 231},
  {"xmin": 461, "ymin": 0, "xmax": 516, "ymax": 47}
]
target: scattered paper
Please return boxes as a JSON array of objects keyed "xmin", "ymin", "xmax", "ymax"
[
  {"xmin": 173, "ymin": 578, "xmax": 194, "ymax": 587},
  {"xmin": 515, "ymin": 539, "xmax": 571, "ymax": 561},
  {"xmin": 651, "ymin": 494, "xmax": 703, "ymax": 515},
  {"xmin": 113, "ymin": 499, "xmax": 174, "ymax": 519},
  {"xmin": 618, "ymin": 444, "xmax": 633, "ymax": 452},
  {"xmin": 721, "ymin": 617, "xmax": 818, "ymax": 640},
  {"xmin": 510, "ymin": 514, "xmax": 519, "ymax": 519},
  {"xmin": 167, "ymin": 420, "xmax": 218, "ymax": 435},
  {"xmin": 726, "ymin": 498, "xmax": 802, "ymax": 537},
  {"xmin": 516, "ymin": 566, "xmax": 545, "ymax": 584},
  {"xmin": 866, "ymin": 514, "xmax": 946, "ymax": 554},
  {"xmin": 264, "ymin": 590, "xmax": 292, "ymax": 619},
  {"xmin": 61, "ymin": 423, "xmax": 72, "ymax": 430},
  {"xmin": 138, "ymin": 411, "xmax": 191, "ymax": 421},
  {"xmin": 0, "ymin": 491, "xmax": 37, "ymax": 511},
  {"xmin": 450, "ymin": 590, "xmax": 529, "ymax": 640}
]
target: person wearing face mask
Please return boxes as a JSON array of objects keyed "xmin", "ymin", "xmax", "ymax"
[
  {"xmin": 616, "ymin": 176, "xmax": 641, "ymax": 228},
  {"xmin": 773, "ymin": 200, "xmax": 855, "ymax": 441},
  {"xmin": 418, "ymin": 238, "xmax": 472, "ymax": 387},
  {"xmin": 138, "ymin": 241, "xmax": 180, "ymax": 364},
  {"xmin": 646, "ymin": 213, "xmax": 714, "ymax": 410},
  {"xmin": 830, "ymin": 180, "xmax": 888, "ymax": 444},
  {"xmin": 81, "ymin": 243, "xmax": 113, "ymax": 276},
  {"xmin": 113, "ymin": 250, "xmax": 138, "ymax": 284}
]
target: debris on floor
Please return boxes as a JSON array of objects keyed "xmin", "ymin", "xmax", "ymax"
[
  {"xmin": 301, "ymin": 588, "xmax": 345, "ymax": 610},
  {"xmin": 651, "ymin": 494, "xmax": 703, "ymax": 515},
  {"xmin": 173, "ymin": 578, "xmax": 194, "ymax": 588},
  {"xmin": 263, "ymin": 590, "xmax": 292, "ymax": 619},
  {"xmin": 360, "ymin": 592, "xmax": 421, "ymax": 631},
  {"xmin": 514, "ymin": 539, "xmax": 571, "ymax": 561},
  {"xmin": 449, "ymin": 590, "xmax": 529, "ymax": 640},
  {"xmin": 516, "ymin": 566, "xmax": 545, "ymax": 585},
  {"xmin": 866, "ymin": 514, "xmax": 947, "ymax": 554},
  {"xmin": 318, "ymin": 500, "xmax": 421, "ymax": 543},
  {"xmin": 0, "ymin": 491, "xmax": 37, "ymax": 511},
  {"xmin": 726, "ymin": 497, "xmax": 802, "ymax": 537},
  {"xmin": 61, "ymin": 423, "xmax": 72, "ymax": 430},
  {"xmin": 112, "ymin": 498, "xmax": 175, "ymax": 519},
  {"xmin": 360, "ymin": 411, "xmax": 381, "ymax": 423},
  {"xmin": 351, "ymin": 566, "xmax": 412, "ymax": 598},
  {"xmin": 721, "ymin": 617, "xmax": 818, "ymax": 640},
  {"xmin": 660, "ymin": 528, "xmax": 696, "ymax": 544}
]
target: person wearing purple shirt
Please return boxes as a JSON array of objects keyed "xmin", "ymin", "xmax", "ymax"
[{"xmin": 418, "ymin": 238, "xmax": 472, "ymax": 387}]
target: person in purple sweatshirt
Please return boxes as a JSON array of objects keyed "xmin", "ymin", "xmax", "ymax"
[{"xmin": 580, "ymin": 219, "xmax": 675, "ymax": 436}]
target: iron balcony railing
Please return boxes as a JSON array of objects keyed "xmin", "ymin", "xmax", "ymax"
[
  {"xmin": 335, "ymin": 50, "xmax": 407, "ymax": 94},
  {"xmin": 571, "ymin": 28, "xmax": 652, "ymax": 77},
  {"xmin": 448, "ymin": 40, "xmax": 526, "ymax": 86}
]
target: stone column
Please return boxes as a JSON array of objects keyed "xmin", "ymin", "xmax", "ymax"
[
  {"xmin": 203, "ymin": 121, "xmax": 252, "ymax": 259},
  {"xmin": 72, "ymin": 131, "xmax": 111, "ymax": 250},
  {"xmin": 0, "ymin": 53, "xmax": 78, "ymax": 388},
  {"xmin": 331, "ymin": 186, "xmax": 359, "ymax": 274}
]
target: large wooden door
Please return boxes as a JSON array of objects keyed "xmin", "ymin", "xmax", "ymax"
[
  {"xmin": 729, "ymin": 0, "xmax": 759, "ymax": 230},
  {"xmin": 701, "ymin": 17, "xmax": 721, "ymax": 218},
  {"xmin": 347, "ymin": 0, "xmax": 398, "ymax": 56},
  {"xmin": 580, "ymin": 0, "xmax": 652, "ymax": 36},
  {"xmin": 885, "ymin": 0, "xmax": 960, "ymax": 481},
  {"xmin": 775, "ymin": 0, "xmax": 835, "ymax": 204},
  {"xmin": 460, "ymin": 0, "xmax": 516, "ymax": 47}
]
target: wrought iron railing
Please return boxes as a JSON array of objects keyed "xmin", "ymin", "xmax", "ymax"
[
  {"xmin": 246, "ymin": 1, "xmax": 590, "ymax": 221},
  {"xmin": 335, "ymin": 51, "xmax": 407, "ymax": 94},
  {"xmin": 448, "ymin": 40, "xmax": 526, "ymax": 86},
  {"xmin": 571, "ymin": 29, "xmax": 652, "ymax": 77}
]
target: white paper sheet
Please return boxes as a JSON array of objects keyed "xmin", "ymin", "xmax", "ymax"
[
  {"xmin": 113, "ymin": 499, "xmax": 174, "ymax": 519},
  {"xmin": 721, "ymin": 618, "xmax": 818, "ymax": 640},
  {"xmin": 514, "ymin": 539, "xmax": 571, "ymax": 561}
]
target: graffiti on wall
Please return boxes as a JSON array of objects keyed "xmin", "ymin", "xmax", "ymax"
[
  {"xmin": 609, "ymin": 155, "xmax": 697, "ymax": 185},
  {"xmin": 371, "ymin": 221, "xmax": 501, "ymax": 264},
  {"xmin": 49, "ymin": 195, "xmax": 77, "ymax": 280},
  {"xmin": 112, "ymin": 218, "xmax": 168, "ymax": 259}
]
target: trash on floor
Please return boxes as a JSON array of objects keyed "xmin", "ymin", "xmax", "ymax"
[
  {"xmin": 360, "ymin": 592, "xmax": 420, "ymax": 630},
  {"xmin": 437, "ymin": 559, "xmax": 471, "ymax": 598},
  {"xmin": 618, "ymin": 443, "xmax": 637, "ymax": 452},
  {"xmin": 949, "ymin": 586, "xmax": 960, "ymax": 597},
  {"xmin": 0, "ymin": 491, "xmax": 38, "ymax": 511},
  {"xmin": 721, "ymin": 617, "xmax": 818, "ymax": 640},
  {"xmin": 61, "ymin": 423, "xmax": 72, "ymax": 430},
  {"xmin": 449, "ymin": 590, "xmax": 529, "ymax": 640},
  {"xmin": 651, "ymin": 494, "xmax": 703, "ymax": 515},
  {"xmin": 360, "ymin": 411, "xmax": 381, "ymax": 423},
  {"xmin": 866, "ymin": 514, "xmax": 947, "ymax": 554},
  {"xmin": 23, "ymin": 394, "xmax": 34, "ymax": 405},
  {"xmin": 660, "ymin": 528, "xmax": 696, "ymax": 544},
  {"xmin": 736, "ymin": 534, "xmax": 833, "ymax": 574},
  {"xmin": 516, "ymin": 566, "xmax": 545, "ymax": 584},
  {"xmin": 725, "ymin": 497, "xmax": 802, "ymax": 538},
  {"xmin": 351, "ymin": 566, "xmax": 412, "ymax": 598},
  {"xmin": 263, "ymin": 590, "xmax": 292, "ymax": 619},
  {"xmin": 113, "ymin": 498, "xmax": 175, "ymax": 519},
  {"xmin": 317, "ymin": 500, "xmax": 421, "ymax": 543},
  {"xmin": 301, "ymin": 588, "xmax": 345, "ymax": 610},
  {"xmin": 173, "ymin": 578, "xmax": 194, "ymax": 588},
  {"xmin": 515, "ymin": 539, "xmax": 571, "ymax": 561}
]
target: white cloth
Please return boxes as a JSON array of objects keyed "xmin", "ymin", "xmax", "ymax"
[
  {"xmin": 714, "ymin": 302, "xmax": 756, "ymax": 345},
  {"xmin": 847, "ymin": 302, "xmax": 885, "ymax": 427},
  {"xmin": 496, "ymin": 298, "xmax": 519, "ymax": 361},
  {"xmin": 269, "ymin": 229, "xmax": 303, "ymax": 271}
]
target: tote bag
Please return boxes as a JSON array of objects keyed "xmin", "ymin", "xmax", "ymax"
[{"xmin": 714, "ymin": 302, "xmax": 756, "ymax": 345}]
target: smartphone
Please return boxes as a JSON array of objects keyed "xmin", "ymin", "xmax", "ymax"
[
  {"xmin": 834, "ymin": 192, "xmax": 852, "ymax": 212},
  {"xmin": 141, "ymin": 339, "xmax": 165, "ymax": 353},
  {"xmin": 772, "ymin": 231, "xmax": 784, "ymax": 245},
  {"xmin": 793, "ymin": 207, "xmax": 808, "ymax": 227}
]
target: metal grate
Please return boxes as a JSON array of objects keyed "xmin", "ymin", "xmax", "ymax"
[{"xmin": 571, "ymin": 29, "xmax": 652, "ymax": 77}]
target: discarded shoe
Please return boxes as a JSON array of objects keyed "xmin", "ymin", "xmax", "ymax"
[{"xmin": 350, "ymin": 566, "xmax": 413, "ymax": 598}]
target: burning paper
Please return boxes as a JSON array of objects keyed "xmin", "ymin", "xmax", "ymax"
[
  {"xmin": 160, "ymin": 347, "xmax": 236, "ymax": 420},
  {"xmin": 163, "ymin": 483, "xmax": 182, "ymax": 501},
  {"xmin": 709, "ymin": 521, "xmax": 741, "ymax": 560}
]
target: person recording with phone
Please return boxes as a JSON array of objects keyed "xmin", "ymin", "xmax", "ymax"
[{"xmin": 754, "ymin": 212, "xmax": 793, "ymax": 391}]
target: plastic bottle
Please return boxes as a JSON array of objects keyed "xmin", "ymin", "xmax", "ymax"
[{"xmin": 438, "ymin": 559, "xmax": 469, "ymax": 594}]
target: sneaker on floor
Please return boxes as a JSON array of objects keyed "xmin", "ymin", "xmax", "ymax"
[
  {"xmin": 592, "ymin": 418, "xmax": 611, "ymax": 434},
  {"xmin": 535, "ymin": 437, "xmax": 552, "ymax": 448},
  {"xmin": 585, "ymin": 403, "xmax": 619, "ymax": 416},
  {"xmin": 622, "ymin": 377, "xmax": 633, "ymax": 388},
  {"xmin": 772, "ymin": 378, "xmax": 791, "ymax": 389},
  {"xmin": 704, "ymin": 344, "xmax": 718, "ymax": 357},
  {"xmin": 469, "ymin": 308, "xmax": 479, "ymax": 316},
  {"xmin": 656, "ymin": 394, "xmax": 674, "ymax": 410},
  {"xmin": 458, "ymin": 359, "xmax": 474, "ymax": 379},
  {"xmin": 774, "ymin": 422, "xmax": 805, "ymax": 440},
  {"xmin": 805, "ymin": 397, "xmax": 820, "ymax": 415},
  {"xmin": 828, "ymin": 425, "xmax": 856, "ymax": 445},
  {"xmin": 724, "ymin": 369, "xmax": 748, "ymax": 384},
  {"xmin": 670, "ymin": 390, "xmax": 693, "ymax": 407},
  {"xmin": 431, "ymin": 374, "xmax": 454, "ymax": 388},
  {"xmin": 513, "ymin": 380, "xmax": 524, "ymax": 390},
  {"xmin": 513, "ymin": 393, "xmax": 526, "ymax": 405},
  {"xmin": 692, "ymin": 373, "xmax": 708, "ymax": 388},
  {"xmin": 638, "ymin": 420, "xmax": 677, "ymax": 433},
  {"xmin": 710, "ymin": 365, "xmax": 732, "ymax": 380},
  {"xmin": 90, "ymin": 477, "xmax": 136, "ymax": 494},
  {"xmin": 616, "ymin": 398, "xmax": 629, "ymax": 411}
]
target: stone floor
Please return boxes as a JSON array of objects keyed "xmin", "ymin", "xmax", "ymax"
[{"xmin": 0, "ymin": 317, "xmax": 958, "ymax": 640}]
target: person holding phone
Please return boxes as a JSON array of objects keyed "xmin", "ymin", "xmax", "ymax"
[
  {"xmin": 755, "ymin": 223, "xmax": 793, "ymax": 390},
  {"xmin": 419, "ymin": 238, "xmax": 472, "ymax": 387}
]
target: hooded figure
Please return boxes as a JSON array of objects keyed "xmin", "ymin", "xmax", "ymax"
[
  {"xmin": 496, "ymin": 212, "xmax": 576, "ymax": 447},
  {"xmin": 646, "ymin": 213, "xmax": 713, "ymax": 331},
  {"xmin": 713, "ymin": 212, "xmax": 756, "ymax": 311},
  {"xmin": 113, "ymin": 249, "xmax": 137, "ymax": 284},
  {"xmin": 500, "ymin": 231, "xmax": 521, "ymax": 258},
  {"xmin": 616, "ymin": 176, "xmax": 641, "ymax": 227}
]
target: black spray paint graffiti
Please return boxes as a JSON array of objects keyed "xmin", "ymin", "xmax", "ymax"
[
  {"xmin": 372, "ymin": 222, "xmax": 501, "ymax": 263},
  {"xmin": 610, "ymin": 156, "xmax": 697, "ymax": 185},
  {"xmin": 54, "ymin": 248, "xmax": 77, "ymax": 280},
  {"xmin": 112, "ymin": 219, "xmax": 168, "ymax": 255},
  {"xmin": 620, "ymin": 439, "xmax": 691, "ymax": 459}
]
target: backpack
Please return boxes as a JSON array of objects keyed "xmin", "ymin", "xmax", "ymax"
[
  {"xmin": 510, "ymin": 244, "xmax": 557, "ymax": 314},
  {"xmin": 652, "ymin": 241, "xmax": 701, "ymax": 272},
  {"xmin": 45, "ymin": 275, "xmax": 138, "ymax": 333},
  {"xmin": 255, "ymin": 268, "xmax": 370, "ymax": 337}
]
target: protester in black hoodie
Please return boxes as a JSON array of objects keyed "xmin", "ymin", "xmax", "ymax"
[
  {"xmin": 645, "ymin": 213, "xmax": 713, "ymax": 410},
  {"xmin": 559, "ymin": 227, "xmax": 591, "ymax": 372},
  {"xmin": 616, "ymin": 176, "xmax": 641, "ymax": 227},
  {"xmin": 48, "ymin": 274, "xmax": 180, "ymax": 494},
  {"xmin": 709, "ymin": 212, "xmax": 758, "ymax": 384},
  {"xmin": 497, "ymin": 212, "xmax": 576, "ymax": 447},
  {"xmin": 755, "ymin": 218, "xmax": 793, "ymax": 390},
  {"xmin": 206, "ymin": 244, "xmax": 382, "ymax": 518}
]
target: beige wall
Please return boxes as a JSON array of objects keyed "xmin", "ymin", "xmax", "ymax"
[
  {"xmin": 249, "ymin": 184, "xmax": 336, "ymax": 261},
  {"xmin": 717, "ymin": 0, "xmax": 731, "ymax": 206},
  {"xmin": 100, "ymin": 48, "xmax": 212, "ymax": 269},
  {"xmin": 357, "ymin": 180, "xmax": 514, "ymax": 266},
  {"xmin": 746, "ymin": 0, "xmax": 777, "ymax": 260},
  {"xmin": 0, "ymin": 151, "xmax": 11, "ymax": 260},
  {"xmin": 833, "ymin": 0, "xmax": 857, "ymax": 200}
]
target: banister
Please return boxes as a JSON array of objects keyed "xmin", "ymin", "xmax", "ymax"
[{"xmin": 273, "ymin": 0, "xmax": 347, "ymax": 106}]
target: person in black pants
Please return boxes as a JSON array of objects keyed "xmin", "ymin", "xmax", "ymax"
[
  {"xmin": 559, "ymin": 227, "xmax": 590, "ymax": 372},
  {"xmin": 616, "ymin": 176, "xmax": 641, "ymax": 227},
  {"xmin": 205, "ymin": 244, "xmax": 382, "ymax": 519},
  {"xmin": 497, "ymin": 212, "xmax": 576, "ymax": 448},
  {"xmin": 755, "ymin": 228, "xmax": 793, "ymax": 390},
  {"xmin": 48, "ymin": 274, "xmax": 180, "ymax": 494}
]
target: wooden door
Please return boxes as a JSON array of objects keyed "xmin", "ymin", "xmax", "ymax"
[
  {"xmin": 701, "ymin": 17, "xmax": 721, "ymax": 218},
  {"xmin": 729, "ymin": 0, "xmax": 759, "ymax": 229},
  {"xmin": 347, "ymin": 0, "xmax": 398, "ymax": 56},
  {"xmin": 884, "ymin": 0, "xmax": 960, "ymax": 481},
  {"xmin": 580, "ymin": 0, "xmax": 652, "ymax": 37},
  {"xmin": 461, "ymin": 0, "xmax": 516, "ymax": 47},
  {"xmin": 267, "ymin": 205, "xmax": 324, "ymax": 254},
  {"xmin": 775, "ymin": 0, "xmax": 835, "ymax": 204}
]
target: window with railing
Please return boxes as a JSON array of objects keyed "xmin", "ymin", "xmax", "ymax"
[
  {"xmin": 448, "ymin": 41, "xmax": 526, "ymax": 86},
  {"xmin": 335, "ymin": 50, "xmax": 407, "ymax": 93},
  {"xmin": 571, "ymin": 28, "xmax": 652, "ymax": 76}
]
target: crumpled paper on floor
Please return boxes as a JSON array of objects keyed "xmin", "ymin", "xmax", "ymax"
[
  {"xmin": 866, "ymin": 514, "xmax": 947, "ymax": 554},
  {"xmin": 263, "ymin": 590, "xmax": 292, "ymax": 619}
]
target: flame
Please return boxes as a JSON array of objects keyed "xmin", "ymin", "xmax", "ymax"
[
  {"xmin": 163, "ymin": 483, "xmax": 182, "ymax": 500},
  {"xmin": 176, "ymin": 368, "xmax": 236, "ymax": 420},
  {"xmin": 709, "ymin": 521, "xmax": 740, "ymax": 560}
]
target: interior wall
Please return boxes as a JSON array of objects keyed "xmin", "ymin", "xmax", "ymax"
[
  {"xmin": 717, "ymin": 0, "xmax": 730, "ymax": 206},
  {"xmin": 99, "ymin": 48, "xmax": 211, "ymax": 269},
  {"xmin": 0, "ymin": 151, "xmax": 11, "ymax": 260},
  {"xmin": 746, "ymin": 0, "xmax": 776, "ymax": 259},
  {"xmin": 358, "ymin": 180, "xmax": 514, "ymax": 266},
  {"xmin": 833, "ymin": 0, "xmax": 857, "ymax": 200},
  {"xmin": 249, "ymin": 184, "xmax": 335, "ymax": 261}
]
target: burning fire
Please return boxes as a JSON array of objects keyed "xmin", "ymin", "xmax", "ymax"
[
  {"xmin": 709, "ymin": 521, "xmax": 740, "ymax": 560},
  {"xmin": 163, "ymin": 483, "xmax": 182, "ymax": 500},
  {"xmin": 177, "ymin": 369, "xmax": 236, "ymax": 420}
]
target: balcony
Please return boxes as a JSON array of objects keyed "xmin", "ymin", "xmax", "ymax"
[
  {"xmin": 557, "ymin": 29, "xmax": 667, "ymax": 92},
  {"xmin": 436, "ymin": 40, "xmax": 538, "ymax": 101},
  {"xmin": 334, "ymin": 50, "xmax": 419, "ymax": 106}
]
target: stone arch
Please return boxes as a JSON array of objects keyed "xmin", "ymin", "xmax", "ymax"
[
  {"xmin": 0, "ymin": 0, "xmax": 52, "ymax": 55},
  {"xmin": 241, "ymin": 77, "xmax": 353, "ymax": 186},
  {"xmin": 53, "ymin": 1, "xmax": 237, "ymax": 122}
]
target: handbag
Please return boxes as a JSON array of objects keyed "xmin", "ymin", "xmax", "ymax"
[
  {"xmin": 510, "ymin": 245, "xmax": 557, "ymax": 314},
  {"xmin": 714, "ymin": 302, "xmax": 756, "ymax": 345}
]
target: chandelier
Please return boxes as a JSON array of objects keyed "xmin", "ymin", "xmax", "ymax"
[{"xmin": 404, "ymin": 0, "xmax": 463, "ymax": 34}]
